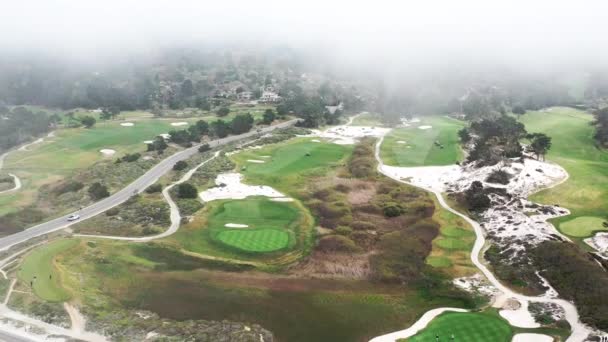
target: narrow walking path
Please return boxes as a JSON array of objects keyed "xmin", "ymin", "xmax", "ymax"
[
  {"xmin": 0, "ymin": 132, "xmax": 53, "ymax": 196},
  {"xmin": 370, "ymin": 134, "xmax": 591, "ymax": 342},
  {"xmin": 74, "ymin": 152, "xmax": 220, "ymax": 242}
]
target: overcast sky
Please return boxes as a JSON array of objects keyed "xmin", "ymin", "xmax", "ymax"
[{"xmin": 2, "ymin": 0, "xmax": 608, "ymax": 68}]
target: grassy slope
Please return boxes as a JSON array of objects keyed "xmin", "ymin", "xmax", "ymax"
[
  {"xmin": 381, "ymin": 116, "xmax": 465, "ymax": 167},
  {"xmin": 18, "ymin": 239, "xmax": 78, "ymax": 302},
  {"xmin": 405, "ymin": 311, "xmax": 513, "ymax": 342},
  {"xmin": 0, "ymin": 120, "xmax": 191, "ymax": 216},
  {"xmin": 520, "ymin": 107, "xmax": 608, "ymax": 238}
]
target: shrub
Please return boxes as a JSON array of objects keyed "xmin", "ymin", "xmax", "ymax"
[
  {"xmin": 105, "ymin": 208, "xmax": 120, "ymax": 216},
  {"xmin": 53, "ymin": 181, "xmax": 84, "ymax": 195},
  {"xmin": 486, "ymin": 169, "xmax": 511, "ymax": 185},
  {"xmin": 335, "ymin": 226, "xmax": 353, "ymax": 236},
  {"xmin": 145, "ymin": 184, "xmax": 163, "ymax": 193},
  {"xmin": 464, "ymin": 181, "xmax": 491, "ymax": 211},
  {"xmin": 88, "ymin": 182, "xmax": 110, "ymax": 200},
  {"xmin": 382, "ymin": 202, "xmax": 404, "ymax": 217},
  {"xmin": 177, "ymin": 183, "xmax": 198, "ymax": 199},
  {"xmin": 317, "ymin": 235, "xmax": 362, "ymax": 253},
  {"xmin": 121, "ymin": 153, "xmax": 141, "ymax": 163},
  {"xmin": 173, "ymin": 160, "xmax": 188, "ymax": 171},
  {"xmin": 351, "ymin": 221, "xmax": 376, "ymax": 231},
  {"xmin": 198, "ymin": 143, "xmax": 211, "ymax": 152}
]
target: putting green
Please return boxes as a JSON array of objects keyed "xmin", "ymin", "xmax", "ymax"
[
  {"xmin": 18, "ymin": 239, "xmax": 78, "ymax": 302},
  {"xmin": 520, "ymin": 107, "xmax": 608, "ymax": 238},
  {"xmin": 560, "ymin": 216, "xmax": 607, "ymax": 237},
  {"xmin": 381, "ymin": 116, "xmax": 465, "ymax": 167},
  {"xmin": 204, "ymin": 198, "xmax": 300, "ymax": 253},
  {"xmin": 426, "ymin": 256, "xmax": 453, "ymax": 268},
  {"xmin": 217, "ymin": 229, "xmax": 289, "ymax": 252},
  {"xmin": 406, "ymin": 312, "xmax": 512, "ymax": 342}
]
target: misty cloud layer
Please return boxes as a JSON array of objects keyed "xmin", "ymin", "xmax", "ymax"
[{"xmin": 2, "ymin": 0, "xmax": 608, "ymax": 69}]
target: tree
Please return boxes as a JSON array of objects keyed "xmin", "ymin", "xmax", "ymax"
[
  {"xmin": 88, "ymin": 182, "xmax": 110, "ymax": 200},
  {"xmin": 100, "ymin": 107, "xmax": 120, "ymax": 120},
  {"xmin": 592, "ymin": 107, "xmax": 608, "ymax": 148},
  {"xmin": 210, "ymin": 120, "xmax": 229, "ymax": 138},
  {"xmin": 173, "ymin": 160, "xmax": 188, "ymax": 171},
  {"xmin": 458, "ymin": 128, "xmax": 471, "ymax": 143},
  {"xmin": 181, "ymin": 79, "xmax": 194, "ymax": 98},
  {"xmin": 216, "ymin": 106, "xmax": 230, "ymax": 117},
  {"xmin": 147, "ymin": 136, "xmax": 168, "ymax": 153},
  {"xmin": 262, "ymin": 109, "xmax": 276, "ymax": 124},
  {"xmin": 231, "ymin": 113, "xmax": 254, "ymax": 134},
  {"xmin": 512, "ymin": 105, "xmax": 526, "ymax": 119},
  {"xmin": 198, "ymin": 143, "xmax": 210, "ymax": 152},
  {"xmin": 195, "ymin": 97, "xmax": 211, "ymax": 111},
  {"xmin": 177, "ymin": 183, "xmax": 198, "ymax": 199},
  {"xmin": 80, "ymin": 115, "xmax": 96, "ymax": 128},
  {"xmin": 527, "ymin": 133, "xmax": 552, "ymax": 160}
]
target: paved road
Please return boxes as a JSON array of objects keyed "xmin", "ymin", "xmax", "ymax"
[
  {"xmin": 0, "ymin": 329, "xmax": 36, "ymax": 342},
  {"xmin": 0, "ymin": 119, "xmax": 299, "ymax": 251}
]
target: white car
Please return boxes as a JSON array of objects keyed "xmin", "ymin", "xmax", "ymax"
[{"xmin": 67, "ymin": 214, "xmax": 80, "ymax": 221}]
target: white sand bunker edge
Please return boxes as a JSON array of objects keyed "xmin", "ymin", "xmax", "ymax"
[
  {"xmin": 200, "ymin": 173, "xmax": 286, "ymax": 201},
  {"xmin": 171, "ymin": 122, "xmax": 188, "ymax": 126},
  {"xmin": 418, "ymin": 125, "xmax": 432, "ymax": 130},
  {"xmin": 225, "ymin": 223, "xmax": 249, "ymax": 228},
  {"xmin": 120, "ymin": 122, "xmax": 134, "ymax": 127},
  {"xmin": 247, "ymin": 159, "xmax": 266, "ymax": 163},
  {"xmin": 99, "ymin": 149, "xmax": 116, "ymax": 156}
]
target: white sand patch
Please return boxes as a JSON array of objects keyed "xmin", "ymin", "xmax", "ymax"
[
  {"xmin": 171, "ymin": 122, "xmax": 188, "ymax": 126},
  {"xmin": 142, "ymin": 156, "xmax": 153, "ymax": 161},
  {"xmin": 120, "ymin": 122, "xmax": 134, "ymax": 127},
  {"xmin": 199, "ymin": 173, "xmax": 285, "ymax": 201},
  {"xmin": 453, "ymin": 274, "xmax": 499, "ymax": 298},
  {"xmin": 317, "ymin": 125, "xmax": 390, "ymax": 145},
  {"xmin": 586, "ymin": 233, "xmax": 608, "ymax": 257},
  {"xmin": 512, "ymin": 333, "xmax": 553, "ymax": 342},
  {"xmin": 311, "ymin": 139, "xmax": 321, "ymax": 142},
  {"xmin": 418, "ymin": 125, "xmax": 432, "ymax": 130},
  {"xmin": 271, "ymin": 197, "xmax": 294, "ymax": 202},
  {"xmin": 499, "ymin": 299, "xmax": 539, "ymax": 328},
  {"xmin": 397, "ymin": 140, "xmax": 407, "ymax": 144},
  {"xmin": 225, "ymin": 223, "xmax": 249, "ymax": 228},
  {"xmin": 143, "ymin": 140, "xmax": 154, "ymax": 144},
  {"xmin": 260, "ymin": 155, "xmax": 271, "ymax": 158},
  {"xmin": 159, "ymin": 133, "xmax": 170, "ymax": 139},
  {"xmin": 247, "ymin": 159, "xmax": 266, "ymax": 163},
  {"xmin": 99, "ymin": 149, "xmax": 116, "ymax": 156}
]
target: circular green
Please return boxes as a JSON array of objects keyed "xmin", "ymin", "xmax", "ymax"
[
  {"xmin": 408, "ymin": 312, "xmax": 512, "ymax": 342},
  {"xmin": 427, "ymin": 256, "xmax": 453, "ymax": 268},
  {"xmin": 217, "ymin": 229, "xmax": 289, "ymax": 252},
  {"xmin": 436, "ymin": 237, "xmax": 471, "ymax": 250}
]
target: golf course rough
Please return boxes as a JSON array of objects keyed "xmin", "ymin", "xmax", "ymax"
[
  {"xmin": 208, "ymin": 198, "xmax": 300, "ymax": 253},
  {"xmin": 405, "ymin": 312, "xmax": 512, "ymax": 342},
  {"xmin": 18, "ymin": 239, "xmax": 78, "ymax": 302}
]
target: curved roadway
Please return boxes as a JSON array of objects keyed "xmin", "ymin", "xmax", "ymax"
[{"xmin": 0, "ymin": 119, "xmax": 299, "ymax": 251}]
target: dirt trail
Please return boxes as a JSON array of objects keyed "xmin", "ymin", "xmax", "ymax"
[
  {"xmin": 64, "ymin": 302, "xmax": 86, "ymax": 333},
  {"xmin": 0, "ymin": 132, "xmax": 54, "ymax": 195},
  {"xmin": 370, "ymin": 134, "xmax": 592, "ymax": 342}
]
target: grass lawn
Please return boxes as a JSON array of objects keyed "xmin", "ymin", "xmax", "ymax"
[
  {"xmin": 230, "ymin": 138, "xmax": 351, "ymax": 193},
  {"xmin": 18, "ymin": 239, "xmax": 78, "ymax": 302},
  {"xmin": 520, "ymin": 107, "xmax": 608, "ymax": 238},
  {"xmin": 427, "ymin": 196, "xmax": 477, "ymax": 277},
  {"xmin": 351, "ymin": 112, "xmax": 384, "ymax": 126},
  {"xmin": 381, "ymin": 116, "xmax": 465, "ymax": 167},
  {"xmin": 405, "ymin": 312, "xmax": 512, "ymax": 342},
  {"xmin": 0, "ymin": 119, "xmax": 192, "ymax": 215},
  {"xmin": 171, "ymin": 197, "xmax": 310, "ymax": 260}
]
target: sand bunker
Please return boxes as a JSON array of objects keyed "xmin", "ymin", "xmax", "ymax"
[
  {"xmin": 418, "ymin": 125, "xmax": 432, "ymax": 130},
  {"xmin": 171, "ymin": 122, "xmax": 188, "ymax": 126},
  {"xmin": 311, "ymin": 139, "xmax": 321, "ymax": 142},
  {"xmin": 120, "ymin": 122, "xmax": 134, "ymax": 127},
  {"xmin": 199, "ymin": 173, "xmax": 285, "ymax": 201},
  {"xmin": 143, "ymin": 140, "xmax": 154, "ymax": 144},
  {"xmin": 158, "ymin": 133, "xmax": 171, "ymax": 139},
  {"xmin": 225, "ymin": 223, "xmax": 249, "ymax": 228},
  {"xmin": 99, "ymin": 149, "xmax": 116, "ymax": 156},
  {"xmin": 318, "ymin": 125, "xmax": 390, "ymax": 145},
  {"xmin": 397, "ymin": 140, "xmax": 407, "ymax": 144},
  {"xmin": 512, "ymin": 333, "xmax": 553, "ymax": 342},
  {"xmin": 499, "ymin": 300, "xmax": 539, "ymax": 328},
  {"xmin": 247, "ymin": 159, "xmax": 266, "ymax": 163},
  {"xmin": 585, "ymin": 233, "xmax": 608, "ymax": 257},
  {"xmin": 271, "ymin": 197, "xmax": 294, "ymax": 202}
]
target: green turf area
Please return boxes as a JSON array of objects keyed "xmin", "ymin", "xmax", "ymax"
[
  {"xmin": 428, "ymin": 195, "xmax": 477, "ymax": 277},
  {"xmin": 18, "ymin": 239, "xmax": 78, "ymax": 302},
  {"xmin": 406, "ymin": 312, "xmax": 512, "ymax": 342},
  {"xmin": 351, "ymin": 112, "xmax": 384, "ymax": 126},
  {"xmin": 230, "ymin": 138, "xmax": 351, "ymax": 192},
  {"xmin": 173, "ymin": 198, "xmax": 307, "ymax": 258},
  {"xmin": 217, "ymin": 229, "xmax": 289, "ymax": 252},
  {"xmin": 381, "ymin": 116, "xmax": 465, "ymax": 167},
  {"xmin": 560, "ymin": 216, "xmax": 607, "ymax": 237},
  {"xmin": 520, "ymin": 107, "xmax": 608, "ymax": 238},
  {"xmin": 0, "ymin": 119, "xmax": 192, "ymax": 215}
]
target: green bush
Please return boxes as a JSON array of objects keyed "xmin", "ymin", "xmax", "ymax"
[
  {"xmin": 173, "ymin": 160, "xmax": 189, "ymax": 171},
  {"xmin": 198, "ymin": 143, "xmax": 211, "ymax": 153},
  {"xmin": 317, "ymin": 235, "xmax": 362, "ymax": 253},
  {"xmin": 88, "ymin": 182, "xmax": 110, "ymax": 200},
  {"xmin": 53, "ymin": 181, "xmax": 84, "ymax": 195},
  {"xmin": 145, "ymin": 184, "xmax": 163, "ymax": 194},
  {"xmin": 177, "ymin": 183, "xmax": 198, "ymax": 199},
  {"xmin": 335, "ymin": 226, "xmax": 353, "ymax": 236}
]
